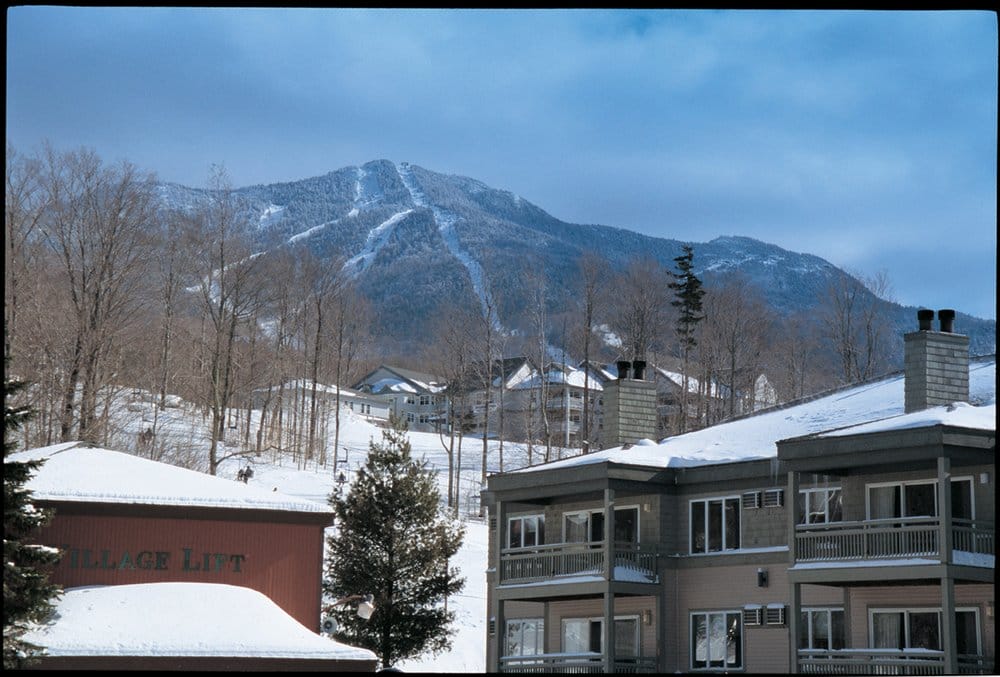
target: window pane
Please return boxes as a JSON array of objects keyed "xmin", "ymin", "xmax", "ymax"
[
  {"xmin": 829, "ymin": 490, "xmax": 843, "ymax": 522},
  {"xmin": 724, "ymin": 499, "xmax": 740, "ymax": 550},
  {"xmin": 691, "ymin": 502, "xmax": 706, "ymax": 553},
  {"xmin": 708, "ymin": 501, "xmax": 723, "ymax": 552},
  {"xmin": 870, "ymin": 486, "xmax": 901, "ymax": 520},
  {"xmin": 908, "ymin": 612, "xmax": 939, "ymax": 650},
  {"xmin": 873, "ymin": 612, "xmax": 904, "ymax": 649},
  {"xmin": 726, "ymin": 612, "xmax": 742, "ymax": 668},
  {"xmin": 537, "ymin": 516, "xmax": 545, "ymax": 545},
  {"xmin": 797, "ymin": 494, "xmax": 807, "ymax": 524},
  {"xmin": 955, "ymin": 611, "xmax": 978, "ymax": 655},
  {"xmin": 709, "ymin": 613, "xmax": 726, "ymax": 666},
  {"xmin": 615, "ymin": 618, "xmax": 638, "ymax": 657},
  {"xmin": 831, "ymin": 610, "xmax": 845, "ymax": 650},
  {"xmin": 952, "ymin": 480, "xmax": 974, "ymax": 520},
  {"xmin": 614, "ymin": 507, "xmax": 638, "ymax": 544},
  {"xmin": 565, "ymin": 514, "xmax": 588, "ymax": 543},
  {"xmin": 505, "ymin": 620, "xmax": 523, "ymax": 656},
  {"xmin": 589, "ymin": 620, "xmax": 602, "ymax": 653},
  {"xmin": 693, "ymin": 615, "xmax": 708, "ymax": 668},
  {"xmin": 509, "ymin": 519, "xmax": 522, "ymax": 549},
  {"xmin": 799, "ymin": 612, "xmax": 809, "ymax": 648},
  {"xmin": 811, "ymin": 610, "xmax": 830, "ymax": 650},
  {"xmin": 524, "ymin": 517, "xmax": 537, "ymax": 547},
  {"xmin": 906, "ymin": 484, "xmax": 936, "ymax": 518},
  {"xmin": 564, "ymin": 619, "xmax": 589, "ymax": 653},
  {"xmin": 591, "ymin": 512, "xmax": 605, "ymax": 542}
]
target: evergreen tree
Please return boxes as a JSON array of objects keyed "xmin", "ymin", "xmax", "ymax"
[
  {"xmin": 668, "ymin": 245, "xmax": 705, "ymax": 433},
  {"xmin": 323, "ymin": 416, "xmax": 465, "ymax": 669},
  {"xmin": 4, "ymin": 359, "xmax": 61, "ymax": 669}
]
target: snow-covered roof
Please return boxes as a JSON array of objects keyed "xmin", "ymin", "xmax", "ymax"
[
  {"xmin": 22, "ymin": 582, "xmax": 375, "ymax": 661},
  {"xmin": 11, "ymin": 443, "xmax": 332, "ymax": 514},
  {"xmin": 252, "ymin": 379, "xmax": 378, "ymax": 401},
  {"xmin": 511, "ymin": 357, "xmax": 996, "ymax": 474}
]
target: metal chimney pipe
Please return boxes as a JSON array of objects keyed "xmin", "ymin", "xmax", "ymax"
[
  {"xmin": 616, "ymin": 360, "xmax": 631, "ymax": 380},
  {"xmin": 632, "ymin": 360, "xmax": 646, "ymax": 381},
  {"xmin": 937, "ymin": 309, "xmax": 955, "ymax": 333},
  {"xmin": 917, "ymin": 309, "xmax": 934, "ymax": 331}
]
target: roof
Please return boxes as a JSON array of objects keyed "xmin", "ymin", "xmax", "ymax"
[
  {"xmin": 22, "ymin": 582, "xmax": 376, "ymax": 661},
  {"xmin": 11, "ymin": 443, "xmax": 332, "ymax": 514},
  {"xmin": 251, "ymin": 379, "xmax": 378, "ymax": 401},
  {"xmin": 355, "ymin": 365, "xmax": 446, "ymax": 394},
  {"xmin": 507, "ymin": 356, "xmax": 996, "ymax": 475}
]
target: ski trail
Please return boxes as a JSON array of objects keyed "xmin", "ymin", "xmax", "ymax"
[
  {"xmin": 343, "ymin": 209, "xmax": 415, "ymax": 277},
  {"xmin": 395, "ymin": 162, "xmax": 501, "ymax": 330}
]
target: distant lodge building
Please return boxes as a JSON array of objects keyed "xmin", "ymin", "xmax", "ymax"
[
  {"xmin": 483, "ymin": 310, "xmax": 995, "ymax": 674},
  {"xmin": 16, "ymin": 443, "xmax": 377, "ymax": 671}
]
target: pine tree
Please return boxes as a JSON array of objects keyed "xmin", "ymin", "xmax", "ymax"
[
  {"xmin": 323, "ymin": 415, "xmax": 465, "ymax": 669},
  {"xmin": 669, "ymin": 245, "xmax": 705, "ymax": 433},
  {"xmin": 4, "ymin": 359, "xmax": 62, "ymax": 669}
]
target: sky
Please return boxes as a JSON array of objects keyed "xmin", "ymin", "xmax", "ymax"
[{"xmin": 6, "ymin": 8, "xmax": 998, "ymax": 320}]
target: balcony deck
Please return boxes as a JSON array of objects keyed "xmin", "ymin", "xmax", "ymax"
[
  {"xmin": 798, "ymin": 649, "xmax": 994, "ymax": 675},
  {"xmin": 499, "ymin": 653, "xmax": 657, "ymax": 673},
  {"xmin": 795, "ymin": 517, "xmax": 994, "ymax": 564},
  {"xmin": 499, "ymin": 542, "xmax": 658, "ymax": 585}
]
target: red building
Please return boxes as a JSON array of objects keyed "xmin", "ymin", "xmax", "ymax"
[{"xmin": 16, "ymin": 442, "xmax": 376, "ymax": 671}]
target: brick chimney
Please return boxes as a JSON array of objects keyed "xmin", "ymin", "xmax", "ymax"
[
  {"xmin": 603, "ymin": 360, "xmax": 658, "ymax": 447},
  {"xmin": 904, "ymin": 308, "xmax": 970, "ymax": 413}
]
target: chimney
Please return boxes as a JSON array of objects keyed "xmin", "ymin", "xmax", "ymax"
[
  {"xmin": 904, "ymin": 308, "xmax": 969, "ymax": 413},
  {"xmin": 603, "ymin": 362, "xmax": 657, "ymax": 447}
]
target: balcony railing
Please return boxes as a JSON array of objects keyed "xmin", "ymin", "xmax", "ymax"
[
  {"xmin": 500, "ymin": 653, "xmax": 657, "ymax": 673},
  {"xmin": 795, "ymin": 517, "xmax": 995, "ymax": 564},
  {"xmin": 499, "ymin": 542, "xmax": 658, "ymax": 585},
  {"xmin": 798, "ymin": 649, "xmax": 994, "ymax": 675}
]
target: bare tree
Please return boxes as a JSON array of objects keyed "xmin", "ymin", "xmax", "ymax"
[
  {"xmin": 38, "ymin": 145, "xmax": 157, "ymax": 443},
  {"xmin": 186, "ymin": 165, "xmax": 266, "ymax": 474},
  {"xmin": 573, "ymin": 251, "xmax": 610, "ymax": 453},
  {"xmin": 607, "ymin": 257, "xmax": 674, "ymax": 363},
  {"xmin": 819, "ymin": 269, "xmax": 895, "ymax": 384}
]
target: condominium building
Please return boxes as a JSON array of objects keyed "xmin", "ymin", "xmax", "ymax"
[{"xmin": 483, "ymin": 309, "xmax": 995, "ymax": 674}]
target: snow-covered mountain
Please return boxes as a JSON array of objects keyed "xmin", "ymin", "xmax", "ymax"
[{"xmin": 156, "ymin": 160, "xmax": 996, "ymax": 358}]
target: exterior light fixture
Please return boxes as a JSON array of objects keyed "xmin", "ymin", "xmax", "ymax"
[
  {"xmin": 641, "ymin": 609, "xmax": 652, "ymax": 625},
  {"xmin": 757, "ymin": 568, "xmax": 769, "ymax": 588},
  {"xmin": 357, "ymin": 594, "xmax": 375, "ymax": 620}
]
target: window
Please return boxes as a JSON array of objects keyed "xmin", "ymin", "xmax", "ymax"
[
  {"xmin": 420, "ymin": 394, "xmax": 432, "ymax": 406},
  {"xmin": 508, "ymin": 515, "xmax": 545, "ymax": 549},
  {"xmin": 505, "ymin": 618, "xmax": 544, "ymax": 658},
  {"xmin": 563, "ymin": 507, "xmax": 639, "ymax": 544},
  {"xmin": 868, "ymin": 478, "xmax": 974, "ymax": 520},
  {"xmin": 405, "ymin": 395, "xmax": 416, "ymax": 405},
  {"xmin": 562, "ymin": 616, "xmax": 639, "ymax": 656},
  {"xmin": 870, "ymin": 608, "xmax": 980, "ymax": 654},
  {"xmin": 406, "ymin": 412, "xmax": 415, "ymax": 423},
  {"xmin": 799, "ymin": 488, "xmax": 843, "ymax": 524},
  {"xmin": 418, "ymin": 414, "xmax": 429, "ymax": 424},
  {"xmin": 691, "ymin": 611, "xmax": 742, "ymax": 670},
  {"xmin": 690, "ymin": 497, "xmax": 740, "ymax": 554},
  {"xmin": 799, "ymin": 608, "xmax": 845, "ymax": 650}
]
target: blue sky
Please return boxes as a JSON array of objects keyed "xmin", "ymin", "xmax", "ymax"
[{"xmin": 7, "ymin": 8, "xmax": 997, "ymax": 320}]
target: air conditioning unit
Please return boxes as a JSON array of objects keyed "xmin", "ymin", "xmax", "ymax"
[
  {"xmin": 742, "ymin": 491, "xmax": 761, "ymax": 509},
  {"xmin": 742, "ymin": 607, "xmax": 763, "ymax": 626},
  {"xmin": 763, "ymin": 488, "xmax": 785, "ymax": 508},
  {"xmin": 765, "ymin": 605, "xmax": 786, "ymax": 626},
  {"xmin": 320, "ymin": 615, "xmax": 338, "ymax": 634}
]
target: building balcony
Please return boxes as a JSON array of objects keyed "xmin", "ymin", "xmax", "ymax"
[
  {"xmin": 794, "ymin": 517, "xmax": 994, "ymax": 566},
  {"xmin": 499, "ymin": 542, "xmax": 659, "ymax": 586},
  {"xmin": 499, "ymin": 653, "xmax": 657, "ymax": 673},
  {"xmin": 797, "ymin": 649, "xmax": 994, "ymax": 675}
]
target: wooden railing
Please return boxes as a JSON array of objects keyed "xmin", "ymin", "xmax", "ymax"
[
  {"xmin": 798, "ymin": 649, "xmax": 994, "ymax": 675},
  {"xmin": 795, "ymin": 517, "xmax": 995, "ymax": 563},
  {"xmin": 499, "ymin": 653, "xmax": 657, "ymax": 673},
  {"xmin": 499, "ymin": 542, "xmax": 658, "ymax": 584}
]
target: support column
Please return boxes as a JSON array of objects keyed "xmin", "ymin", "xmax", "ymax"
[
  {"xmin": 604, "ymin": 487, "xmax": 616, "ymax": 673},
  {"xmin": 941, "ymin": 575, "xmax": 958, "ymax": 674},
  {"xmin": 490, "ymin": 499, "xmax": 505, "ymax": 672},
  {"xmin": 789, "ymin": 582, "xmax": 801, "ymax": 674},
  {"xmin": 937, "ymin": 457, "xmax": 953, "ymax": 563},
  {"xmin": 604, "ymin": 589, "xmax": 615, "ymax": 674}
]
